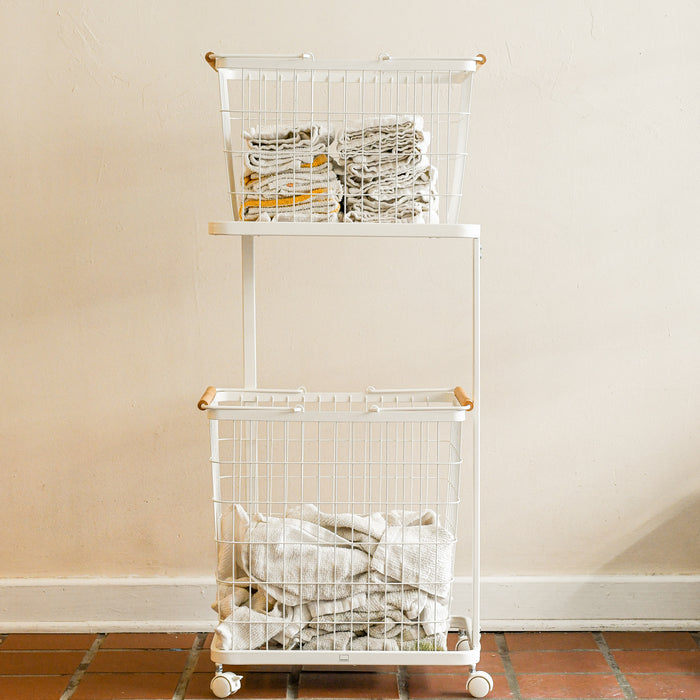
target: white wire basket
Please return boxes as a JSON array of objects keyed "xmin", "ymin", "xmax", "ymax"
[
  {"xmin": 199, "ymin": 387, "xmax": 476, "ymax": 659},
  {"xmin": 206, "ymin": 53, "xmax": 485, "ymax": 225}
]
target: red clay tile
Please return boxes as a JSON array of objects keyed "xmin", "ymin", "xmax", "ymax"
[
  {"xmin": 87, "ymin": 649, "xmax": 189, "ymax": 673},
  {"xmin": 613, "ymin": 649, "xmax": 700, "ymax": 674},
  {"xmin": 505, "ymin": 632, "xmax": 597, "ymax": 651},
  {"xmin": 626, "ymin": 672, "xmax": 700, "ymax": 698},
  {"xmin": 446, "ymin": 632, "xmax": 498, "ymax": 652},
  {"xmin": 195, "ymin": 652, "xmax": 293, "ymax": 673},
  {"xmin": 298, "ymin": 670, "xmax": 399, "ymax": 698},
  {"xmin": 186, "ymin": 671, "xmax": 289, "ymax": 699},
  {"xmin": 0, "ymin": 633, "xmax": 96, "ymax": 650},
  {"xmin": 0, "ymin": 675, "xmax": 73, "ymax": 699},
  {"xmin": 100, "ymin": 632, "xmax": 196, "ymax": 649},
  {"xmin": 301, "ymin": 664, "xmax": 398, "ymax": 672},
  {"xmin": 517, "ymin": 673, "xmax": 625, "ymax": 698},
  {"xmin": 72, "ymin": 672, "xmax": 181, "ymax": 699},
  {"xmin": 0, "ymin": 650, "xmax": 84, "ymax": 675},
  {"xmin": 409, "ymin": 650, "xmax": 504, "ymax": 675},
  {"xmin": 604, "ymin": 631, "xmax": 698, "ymax": 650},
  {"xmin": 407, "ymin": 672, "xmax": 512, "ymax": 699},
  {"xmin": 509, "ymin": 650, "xmax": 611, "ymax": 674},
  {"xmin": 479, "ymin": 633, "xmax": 500, "ymax": 653}
]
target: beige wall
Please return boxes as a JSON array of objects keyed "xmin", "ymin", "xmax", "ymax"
[{"xmin": 1, "ymin": 0, "xmax": 699, "ymax": 578}]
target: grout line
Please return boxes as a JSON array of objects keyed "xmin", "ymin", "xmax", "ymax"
[
  {"xmin": 495, "ymin": 632, "xmax": 523, "ymax": 700},
  {"xmin": 287, "ymin": 665, "xmax": 301, "ymax": 700},
  {"xmin": 59, "ymin": 632, "xmax": 106, "ymax": 700},
  {"xmin": 173, "ymin": 631, "xmax": 208, "ymax": 700},
  {"xmin": 397, "ymin": 665, "xmax": 409, "ymax": 700},
  {"xmin": 593, "ymin": 631, "xmax": 637, "ymax": 700}
]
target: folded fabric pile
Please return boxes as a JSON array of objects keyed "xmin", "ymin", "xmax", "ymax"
[
  {"xmin": 331, "ymin": 115, "xmax": 439, "ymax": 223},
  {"xmin": 240, "ymin": 124, "xmax": 342, "ymax": 222},
  {"xmin": 213, "ymin": 503, "xmax": 455, "ymax": 651}
]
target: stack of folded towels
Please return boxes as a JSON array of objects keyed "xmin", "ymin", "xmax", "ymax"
[
  {"xmin": 240, "ymin": 124, "xmax": 342, "ymax": 222},
  {"xmin": 331, "ymin": 115, "xmax": 438, "ymax": 223}
]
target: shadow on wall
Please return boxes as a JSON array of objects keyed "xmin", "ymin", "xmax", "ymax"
[{"xmin": 599, "ymin": 490, "xmax": 700, "ymax": 574}]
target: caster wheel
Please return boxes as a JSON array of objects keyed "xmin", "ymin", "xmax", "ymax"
[
  {"xmin": 467, "ymin": 670, "xmax": 493, "ymax": 698},
  {"xmin": 455, "ymin": 636, "xmax": 471, "ymax": 651},
  {"xmin": 211, "ymin": 671, "xmax": 242, "ymax": 698}
]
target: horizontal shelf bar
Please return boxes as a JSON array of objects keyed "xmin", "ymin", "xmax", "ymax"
[{"xmin": 208, "ymin": 221, "xmax": 480, "ymax": 238}]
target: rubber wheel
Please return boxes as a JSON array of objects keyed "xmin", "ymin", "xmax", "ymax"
[
  {"xmin": 211, "ymin": 672, "xmax": 242, "ymax": 698},
  {"xmin": 467, "ymin": 671, "xmax": 493, "ymax": 698}
]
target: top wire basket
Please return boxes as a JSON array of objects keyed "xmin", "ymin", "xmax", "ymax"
[{"xmin": 206, "ymin": 52, "xmax": 485, "ymax": 225}]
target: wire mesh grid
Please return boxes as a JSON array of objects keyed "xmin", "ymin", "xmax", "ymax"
[
  {"xmin": 208, "ymin": 389, "xmax": 466, "ymax": 653},
  {"xmin": 211, "ymin": 56, "xmax": 477, "ymax": 225}
]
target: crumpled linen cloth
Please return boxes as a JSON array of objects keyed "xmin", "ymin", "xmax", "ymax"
[
  {"xmin": 213, "ymin": 503, "xmax": 455, "ymax": 651},
  {"xmin": 330, "ymin": 115, "xmax": 439, "ymax": 223},
  {"xmin": 240, "ymin": 123, "xmax": 342, "ymax": 221}
]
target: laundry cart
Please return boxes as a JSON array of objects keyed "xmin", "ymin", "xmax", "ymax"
[{"xmin": 197, "ymin": 52, "xmax": 490, "ymax": 699}]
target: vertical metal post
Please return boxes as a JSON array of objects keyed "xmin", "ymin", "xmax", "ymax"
[
  {"xmin": 242, "ymin": 236, "xmax": 257, "ymax": 389},
  {"xmin": 472, "ymin": 234, "xmax": 481, "ymax": 648}
]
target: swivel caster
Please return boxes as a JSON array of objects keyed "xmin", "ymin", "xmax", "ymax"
[
  {"xmin": 467, "ymin": 670, "xmax": 493, "ymax": 698},
  {"xmin": 455, "ymin": 635, "xmax": 471, "ymax": 651},
  {"xmin": 211, "ymin": 671, "xmax": 242, "ymax": 698}
]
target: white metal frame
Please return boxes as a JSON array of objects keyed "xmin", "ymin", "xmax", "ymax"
[{"xmin": 199, "ymin": 51, "xmax": 490, "ymax": 699}]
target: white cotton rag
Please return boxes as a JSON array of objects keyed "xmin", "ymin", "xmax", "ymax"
[
  {"xmin": 344, "ymin": 200, "xmax": 439, "ymax": 224},
  {"xmin": 332, "ymin": 115, "xmax": 430, "ymax": 162},
  {"xmin": 243, "ymin": 169, "xmax": 343, "ymax": 198},
  {"xmin": 240, "ymin": 192, "xmax": 341, "ymax": 222},
  {"xmin": 243, "ymin": 123, "xmax": 334, "ymax": 176},
  {"xmin": 344, "ymin": 166, "xmax": 436, "ymax": 201},
  {"xmin": 244, "ymin": 123, "xmax": 332, "ymax": 149},
  {"xmin": 370, "ymin": 522, "xmax": 456, "ymax": 598},
  {"xmin": 235, "ymin": 509, "xmax": 371, "ymax": 606},
  {"xmin": 284, "ymin": 503, "xmax": 388, "ymax": 545}
]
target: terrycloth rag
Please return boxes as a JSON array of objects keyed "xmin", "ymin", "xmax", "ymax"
[
  {"xmin": 332, "ymin": 115, "xmax": 430, "ymax": 162},
  {"xmin": 244, "ymin": 169, "xmax": 343, "ymax": 198},
  {"xmin": 240, "ymin": 189, "xmax": 341, "ymax": 221},
  {"xmin": 212, "ymin": 504, "xmax": 454, "ymax": 651},
  {"xmin": 343, "ymin": 198, "xmax": 439, "ymax": 224}
]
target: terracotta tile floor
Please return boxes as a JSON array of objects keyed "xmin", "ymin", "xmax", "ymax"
[{"xmin": 0, "ymin": 631, "xmax": 698, "ymax": 699}]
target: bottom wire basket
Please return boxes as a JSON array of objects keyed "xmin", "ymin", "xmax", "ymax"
[{"xmin": 198, "ymin": 386, "xmax": 492, "ymax": 698}]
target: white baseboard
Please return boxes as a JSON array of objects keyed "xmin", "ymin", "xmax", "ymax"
[{"xmin": 1, "ymin": 575, "xmax": 698, "ymax": 633}]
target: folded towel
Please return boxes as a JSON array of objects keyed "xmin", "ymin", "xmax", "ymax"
[
  {"xmin": 332, "ymin": 115, "xmax": 430, "ymax": 162},
  {"xmin": 240, "ymin": 189, "xmax": 342, "ymax": 221},
  {"xmin": 243, "ymin": 124, "xmax": 333, "ymax": 175},
  {"xmin": 244, "ymin": 168, "xmax": 343, "ymax": 198},
  {"xmin": 244, "ymin": 150, "xmax": 333, "ymax": 177},
  {"xmin": 344, "ymin": 199, "xmax": 439, "ymax": 224},
  {"xmin": 245, "ymin": 123, "xmax": 332, "ymax": 149},
  {"xmin": 343, "ymin": 165, "xmax": 436, "ymax": 200}
]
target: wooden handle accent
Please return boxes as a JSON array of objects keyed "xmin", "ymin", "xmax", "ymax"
[
  {"xmin": 205, "ymin": 52, "xmax": 218, "ymax": 71},
  {"xmin": 476, "ymin": 53, "xmax": 487, "ymax": 68},
  {"xmin": 454, "ymin": 386, "xmax": 474, "ymax": 410},
  {"xmin": 198, "ymin": 386, "xmax": 216, "ymax": 410}
]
